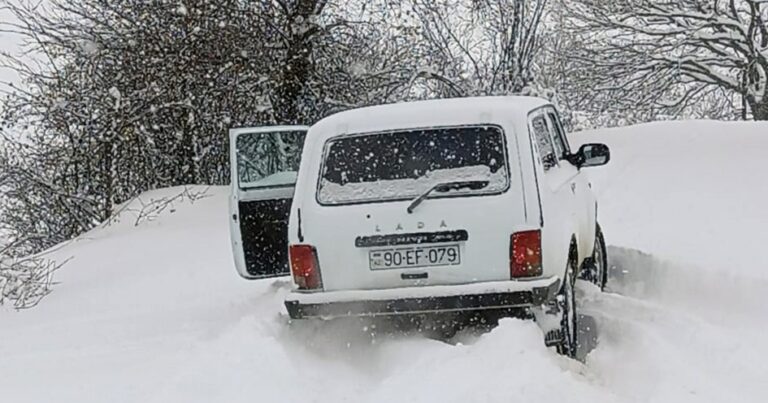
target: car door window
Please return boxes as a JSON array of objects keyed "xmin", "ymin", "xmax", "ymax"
[
  {"xmin": 531, "ymin": 115, "xmax": 557, "ymax": 171},
  {"xmin": 235, "ymin": 130, "xmax": 305, "ymax": 190},
  {"xmin": 546, "ymin": 111, "xmax": 570, "ymax": 160}
]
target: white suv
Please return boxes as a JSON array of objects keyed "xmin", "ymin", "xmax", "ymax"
[{"xmin": 236, "ymin": 97, "xmax": 609, "ymax": 356}]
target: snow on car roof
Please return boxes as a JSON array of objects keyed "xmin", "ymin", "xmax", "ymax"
[{"xmin": 309, "ymin": 96, "xmax": 549, "ymax": 141}]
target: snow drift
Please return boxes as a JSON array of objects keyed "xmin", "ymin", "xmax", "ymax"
[{"xmin": 1, "ymin": 120, "xmax": 767, "ymax": 402}]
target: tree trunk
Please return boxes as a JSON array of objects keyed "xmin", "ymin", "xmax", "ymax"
[
  {"xmin": 753, "ymin": 99, "xmax": 768, "ymax": 120},
  {"xmin": 271, "ymin": 0, "xmax": 321, "ymax": 125},
  {"xmin": 101, "ymin": 140, "xmax": 114, "ymax": 221},
  {"xmin": 273, "ymin": 40, "xmax": 312, "ymax": 124}
]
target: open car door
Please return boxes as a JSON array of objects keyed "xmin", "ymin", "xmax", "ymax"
[{"xmin": 229, "ymin": 125, "xmax": 309, "ymax": 279}]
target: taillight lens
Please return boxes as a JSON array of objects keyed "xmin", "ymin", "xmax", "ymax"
[
  {"xmin": 510, "ymin": 230, "xmax": 543, "ymax": 278},
  {"xmin": 289, "ymin": 245, "xmax": 322, "ymax": 290}
]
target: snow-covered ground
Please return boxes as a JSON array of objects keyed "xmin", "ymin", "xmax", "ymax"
[{"xmin": 1, "ymin": 120, "xmax": 767, "ymax": 402}]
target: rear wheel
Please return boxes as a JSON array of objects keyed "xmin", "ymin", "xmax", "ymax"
[
  {"xmin": 581, "ymin": 224, "xmax": 608, "ymax": 291},
  {"xmin": 557, "ymin": 249, "xmax": 578, "ymax": 358}
]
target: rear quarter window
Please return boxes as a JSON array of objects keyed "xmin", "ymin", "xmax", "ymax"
[{"xmin": 531, "ymin": 116, "xmax": 557, "ymax": 170}]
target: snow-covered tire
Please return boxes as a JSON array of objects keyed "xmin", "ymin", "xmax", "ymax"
[
  {"xmin": 557, "ymin": 248, "xmax": 578, "ymax": 358},
  {"xmin": 580, "ymin": 224, "xmax": 608, "ymax": 291}
]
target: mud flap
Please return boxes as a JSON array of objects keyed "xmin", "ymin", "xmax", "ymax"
[{"xmin": 531, "ymin": 298, "xmax": 565, "ymax": 347}]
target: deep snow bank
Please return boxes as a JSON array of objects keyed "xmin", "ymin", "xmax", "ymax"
[
  {"xmin": 575, "ymin": 120, "xmax": 768, "ymax": 281},
  {"xmin": 1, "ymin": 121, "xmax": 767, "ymax": 402}
]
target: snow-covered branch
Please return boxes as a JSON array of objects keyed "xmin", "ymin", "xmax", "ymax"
[
  {"xmin": 564, "ymin": 0, "xmax": 768, "ymax": 119},
  {"xmin": 0, "ymin": 240, "xmax": 65, "ymax": 310}
]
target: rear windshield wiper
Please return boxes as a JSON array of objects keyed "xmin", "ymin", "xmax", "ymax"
[{"xmin": 407, "ymin": 180, "xmax": 490, "ymax": 214}]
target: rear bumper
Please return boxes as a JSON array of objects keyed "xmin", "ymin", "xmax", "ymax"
[{"xmin": 284, "ymin": 277, "xmax": 560, "ymax": 319}]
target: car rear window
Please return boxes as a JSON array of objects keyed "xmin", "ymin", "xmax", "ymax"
[{"xmin": 317, "ymin": 125, "xmax": 509, "ymax": 205}]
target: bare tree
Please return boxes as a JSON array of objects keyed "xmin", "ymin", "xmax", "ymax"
[
  {"xmin": 0, "ymin": 239, "xmax": 64, "ymax": 309},
  {"xmin": 311, "ymin": 1, "xmax": 424, "ymax": 112},
  {"xmin": 0, "ymin": 0, "xmax": 422, "ymax": 258},
  {"xmin": 411, "ymin": 0, "xmax": 548, "ymax": 97},
  {"xmin": 564, "ymin": 0, "xmax": 768, "ymax": 120}
]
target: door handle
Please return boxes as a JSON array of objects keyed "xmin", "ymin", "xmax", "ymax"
[
  {"xmin": 570, "ymin": 182, "xmax": 576, "ymax": 194},
  {"xmin": 232, "ymin": 214, "xmax": 238, "ymax": 222}
]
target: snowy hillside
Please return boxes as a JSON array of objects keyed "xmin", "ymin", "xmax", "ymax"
[{"xmin": 1, "ymin": 121, "xmax": 767, "ymax": 402}]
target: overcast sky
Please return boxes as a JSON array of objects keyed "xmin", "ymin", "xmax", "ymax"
[{"xmin": 0, "ymin": 5, "xmax": 24, "ymax": 87}]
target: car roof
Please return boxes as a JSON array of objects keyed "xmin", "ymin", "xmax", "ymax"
[{"xmin": 308, "ymin": 96, "xmax": 550, "ymax": 142}]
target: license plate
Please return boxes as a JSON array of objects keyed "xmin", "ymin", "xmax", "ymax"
[{"xmin": 369, "ymin": 244, "xmax": 461, "ymax": 270}]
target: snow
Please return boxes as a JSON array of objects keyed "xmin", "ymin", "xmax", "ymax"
[
  {"xmin": 574, "ymin": 120, "xmax": 768, "ymax": 282},
  {"xmin": 2, "ymin": 120, "xmax": 768, "ymax": 402},
  {"xmin": 79, "ymin": 39, "xmax": 100, "ymax": 56},
  {"xmin": 240, "ymin": 171, "xmax": 298, "ymax": 188}
]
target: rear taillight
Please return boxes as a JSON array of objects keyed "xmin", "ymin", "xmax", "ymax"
[
  {"xmin": 289, "ymin": 245, "xmax": 323, "ymax": 290},
  {"xmin": 510, "ymin": 230, "xmax": 543, "ymax": 278}
]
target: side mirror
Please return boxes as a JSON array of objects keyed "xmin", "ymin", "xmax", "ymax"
[{"xmin": 571, "ymin": 143, "xmax": 610, "ymax": 168}]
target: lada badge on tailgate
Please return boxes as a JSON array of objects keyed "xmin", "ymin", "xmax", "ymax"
[{"xmin": 355, "ymin": 230, "xmax": 469, "ymax": 248}]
